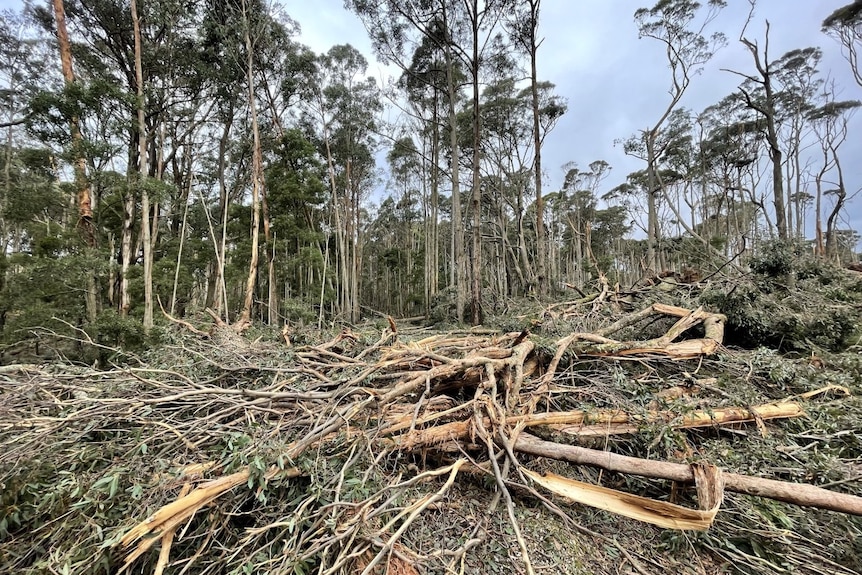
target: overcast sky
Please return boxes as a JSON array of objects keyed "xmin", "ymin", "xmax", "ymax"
[
  {"xmin": 3, "ymin": 0, "xmax": 859, "ymax": 240},
  {"xmin": 284, "ymin": 0, "xmax": 861, "ymax": 240}
]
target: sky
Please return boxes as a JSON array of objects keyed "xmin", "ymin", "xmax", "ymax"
[
  {"xmin": 2, "ymin": 0, "xmax": 860, "ymax": 241},
  {"xmin": 282, "ymin": 0, "xmax": 862, "ymax": 241}
]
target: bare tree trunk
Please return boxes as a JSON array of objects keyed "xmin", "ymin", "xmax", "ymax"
[
  {"xmin": 120, "ymin": 131, "xmax": 135, "ymax": 317},
  {"xmin": 260, "ymin": 102, "xmax": 283, "ymax": 326},
  {"xmin": 319, "ymin": 95, "xmax": 350, "ymax": 322},
  {"xmin": 741, "ymin": 29, "xmax": 787, "ymax": 240},
  {"xmin": 204, "ymin": 116, "xmax": 232, "ymax": 318},
  {"xmin": 171, "ymin": 174, "xmax": 191, "ymax": 316},
  {"xmin": 428, "ymin": 100, "xmax": 440, "ymax": 314},
  {"xmin": 825, "ymin": 151, "xmax": 846, "ymax": 262},
  {"xmin": 469, "ymin": 0, "xmax": 482, "ymax": 326},
  {"xmin": 131, "ymin": 0, "xmax": 153, "ymax": 332},
  {"xmin": 527, "ymin": 0, "xmax": 546, "ymax": 296},
  {"xmin": 815, "ymin": 159, "xmax": 827, "ymax": 258},
  {"xmin": 237, "ymin": 0, "xmax": 262, "ymax": 330},
  {"xmin": 646, "ymin": 133, "xmax": 659, "ymax": 272},
  {"xmin": 351, "ymin": 165, "xmax": 361, "ymax": 323},
  {"xmin": 262, "ymin": 177, "xmax": 275, "ymax": 324},
  {"xmin": 445, "ymin": 47, "xmax": 466, "ymax": 322}
]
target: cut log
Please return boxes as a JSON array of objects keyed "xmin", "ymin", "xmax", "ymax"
[
  {"xmin": 514, "ymin": 433, "xmax": 862, "ymax": 516},
  {"xmin": 545, "ymin": 401, "xmax": 803, "ymax": 436},
  {"xmin": 387, "ymin": 401, "xmax": 804, "ymax": 447}
]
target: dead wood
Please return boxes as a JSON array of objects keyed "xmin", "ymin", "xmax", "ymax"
[
  {"xmin": 7, "ymin": 298, "xmax": 859, "ymax": 575},
  {"xmin": 514, "ymin": 433, "xmax": 862, "ymax": 516},
  {"xmin": 542, "ymin": 304, "xmax": 726, "ymax": 370},
  {"xmin": 385, "ymin": 401, "xmax": 804, "ymax": 448},
  {"xmin": 158, "ymin": 298, "xmax": 209, "ymax": 337}
]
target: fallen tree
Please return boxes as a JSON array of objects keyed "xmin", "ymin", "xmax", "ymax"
[
  {"xmin": 2, "ymin": 301, "xmax": 861, "ymax": 575},
  {"xmin": 514, "ymin": 433, "xmax": 862, "ymax": 516}
]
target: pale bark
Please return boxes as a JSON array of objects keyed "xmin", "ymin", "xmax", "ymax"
[
  {"xmin": 527, "ymin": 0, "xmax": 546, "ymax": 295},
  {"xmin": 120, "ymin": 200, "xmax": 134, "ymax": 316},
  {"xmin": 469, "ymin": 0, "xmax": 482, "ymax": 325},
  {"xmin": 645, "ymin": 134, "xmax": 659, "ymax": 272},
  {"xmin": 170, "ymin": 170, "xmax": 192, "ymax": 316},
  {"xmin": 214, "ymin": 116, "xmax": 232, "ymax": 319},
  {"xmin": 131, "ymin": 0, "xmax": 153, "ymax": 332},
  {"xmin": 236, "ymin": 0, "xmax": 263, "ymax": 330},
  {"xmin": 515, "ymin": 433, "xmax": 862, "ymax": 516},
  {"xmin": 445, "ymin": 46, "xmax": 466, "ymax": 322},
  {"xmin": 319, "ymin": 94, "xmax": 350, "ymax": 322},
  {"xmin": 426, "ymin": 100, "xmax": 440, "ymax": 315}
]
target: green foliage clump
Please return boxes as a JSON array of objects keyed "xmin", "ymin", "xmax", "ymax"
[
  {"xmin": 88, "ymin": 309, "xmax": 162, "ymax": 354},
  {"xmin": 701, "ymin": 241, "xmax": 862, "ymax": 351},
  {"xmin": 281, "ymin": 297, "xmax": 319, "ymax": 326}
]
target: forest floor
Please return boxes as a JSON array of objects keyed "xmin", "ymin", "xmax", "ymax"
[{"xmin": 2, "ymin": 257, "xmax": 862, "ymax": 575}]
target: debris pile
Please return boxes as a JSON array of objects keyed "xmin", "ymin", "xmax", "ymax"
[{"xmin": 1, "ymin": 296, "xmax": 861, "ymax": 574}]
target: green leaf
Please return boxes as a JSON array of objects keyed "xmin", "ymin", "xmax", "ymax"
[
  {"xmin": 91, "ymin": 475, "xmax": 114, "ymax": 491},
  {"xmin": 108, "ymin": 475, "xmax": 119, "ymax": 498}
]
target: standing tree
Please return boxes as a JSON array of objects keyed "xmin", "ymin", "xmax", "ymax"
[
  {"xmin": 347, "ymin": 1, "xmax": 467, "ymax": 319},
  {"xmin": 50, "ymin": 0, "xmax": 99, "ymax": 323},
  {"xmin": 508, "ymin": 0, "xmax": 550, "ymax": 295},
  {"xmin": 235, "ymin": 0, "xmax": 265, "ymax": 331},
  {"xmin": 726, "ymin": 5, "xmax": 787, "ymax": 240},
  {"xmin": 632, "ymin": 0, "xmax": 726, "ymax": 272},
  {"xmin": 823, "ymin": 1, "xmax": 862, "ymax": 88},
  {"xmin": 772, "ymin": 47, "xmax": 822, "ymax": 238},
  {"xmin": 808, "ymin": 89, "xmax": 860, "ymax": 261},
  {"xmin": 130, "ymin": 0, "xmax": 153, "ymax": 331},
  {"xmin": 50, "ymin": 0, "xmax": 94, "ymax": 249},
  {"xmin": 465, "ymin": 0, "xmax": 507, "ymax": 325},
  {"xmin": 308, "ymin": 44, "xmax": 380, "ymax": 323}
]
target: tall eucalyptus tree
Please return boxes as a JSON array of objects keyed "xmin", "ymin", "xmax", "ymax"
[
  {"xmin": 823, "ymin": 1, "xmax": 862, "ymax": 88},
  {"xmin": 632, "ymin": 0, "xmax": 726, "ymax": 271}
]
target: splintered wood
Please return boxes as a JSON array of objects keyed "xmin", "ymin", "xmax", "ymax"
[{"xmin": 119, "ymin": 304, "xmax": 861, "ymax": 573}]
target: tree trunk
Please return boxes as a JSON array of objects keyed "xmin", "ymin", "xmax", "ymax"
[
  {"xmin": 825, "ymin": 150, "xmax": 846, "ymax": 262},
  {"xmin": 52, "ymin": 0, "xmax": 95, "ymax": 248},
  {"xmin": 428, "ymin": 99, "xmax": 440, "ymax": 314},
  {"xmin": 814, "ymin": 152, "xmax": 827, "ymax": 258},
  {"xmin": 469, "ymin": 0, "xmax": 482, "ymax": 326},
  {"xmin": 237, "ymin": 0, "xmax": 262, "ymax": 330},
  {"xmin": 445, "ymin": 46, "xmax": 466, "ymax": 322},
  {"xmin": 645, "ymin": 132, "xmax": 659, "ymax": 272},
  {"xmin": 262, "ymin": 175, "xmax": 275, "ymax": 324},
  {"xmin": 351, "ymin": 162, "xmax": 361, "ymax": 323},
  {"xmin": 528, "ymin": 0, "xmax": 546, "ymax": 296},
  {"xmin": 742, "ymin": 32, "xmax": 787, "ymax": 241},
  {"xmin": 120, "ymin": 129, "xmax": 136, "ymax": 317},
  {"xmin": 52, "ymin": 0, "xmax": 98, "ymax": 322},
  {"xmin": 208, "ymin": 113, "xmax": 233, "ymax": 319},
  {"xmin": 514, "ymin": 433, "xmax": 862, "ymax": 516},
  {"xmin": 131, "ymin": 0, "xmax": 153, "ymax": 332}
]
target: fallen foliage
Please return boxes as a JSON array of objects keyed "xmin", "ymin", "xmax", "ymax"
[{"xmin": 2, "ymin": 293, "xmax": 862, "ymax": 575}]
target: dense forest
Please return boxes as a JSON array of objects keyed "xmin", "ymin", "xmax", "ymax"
[{"xmin": 0, "ymin": 0, "xmax": 860, "ymax": 348}]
